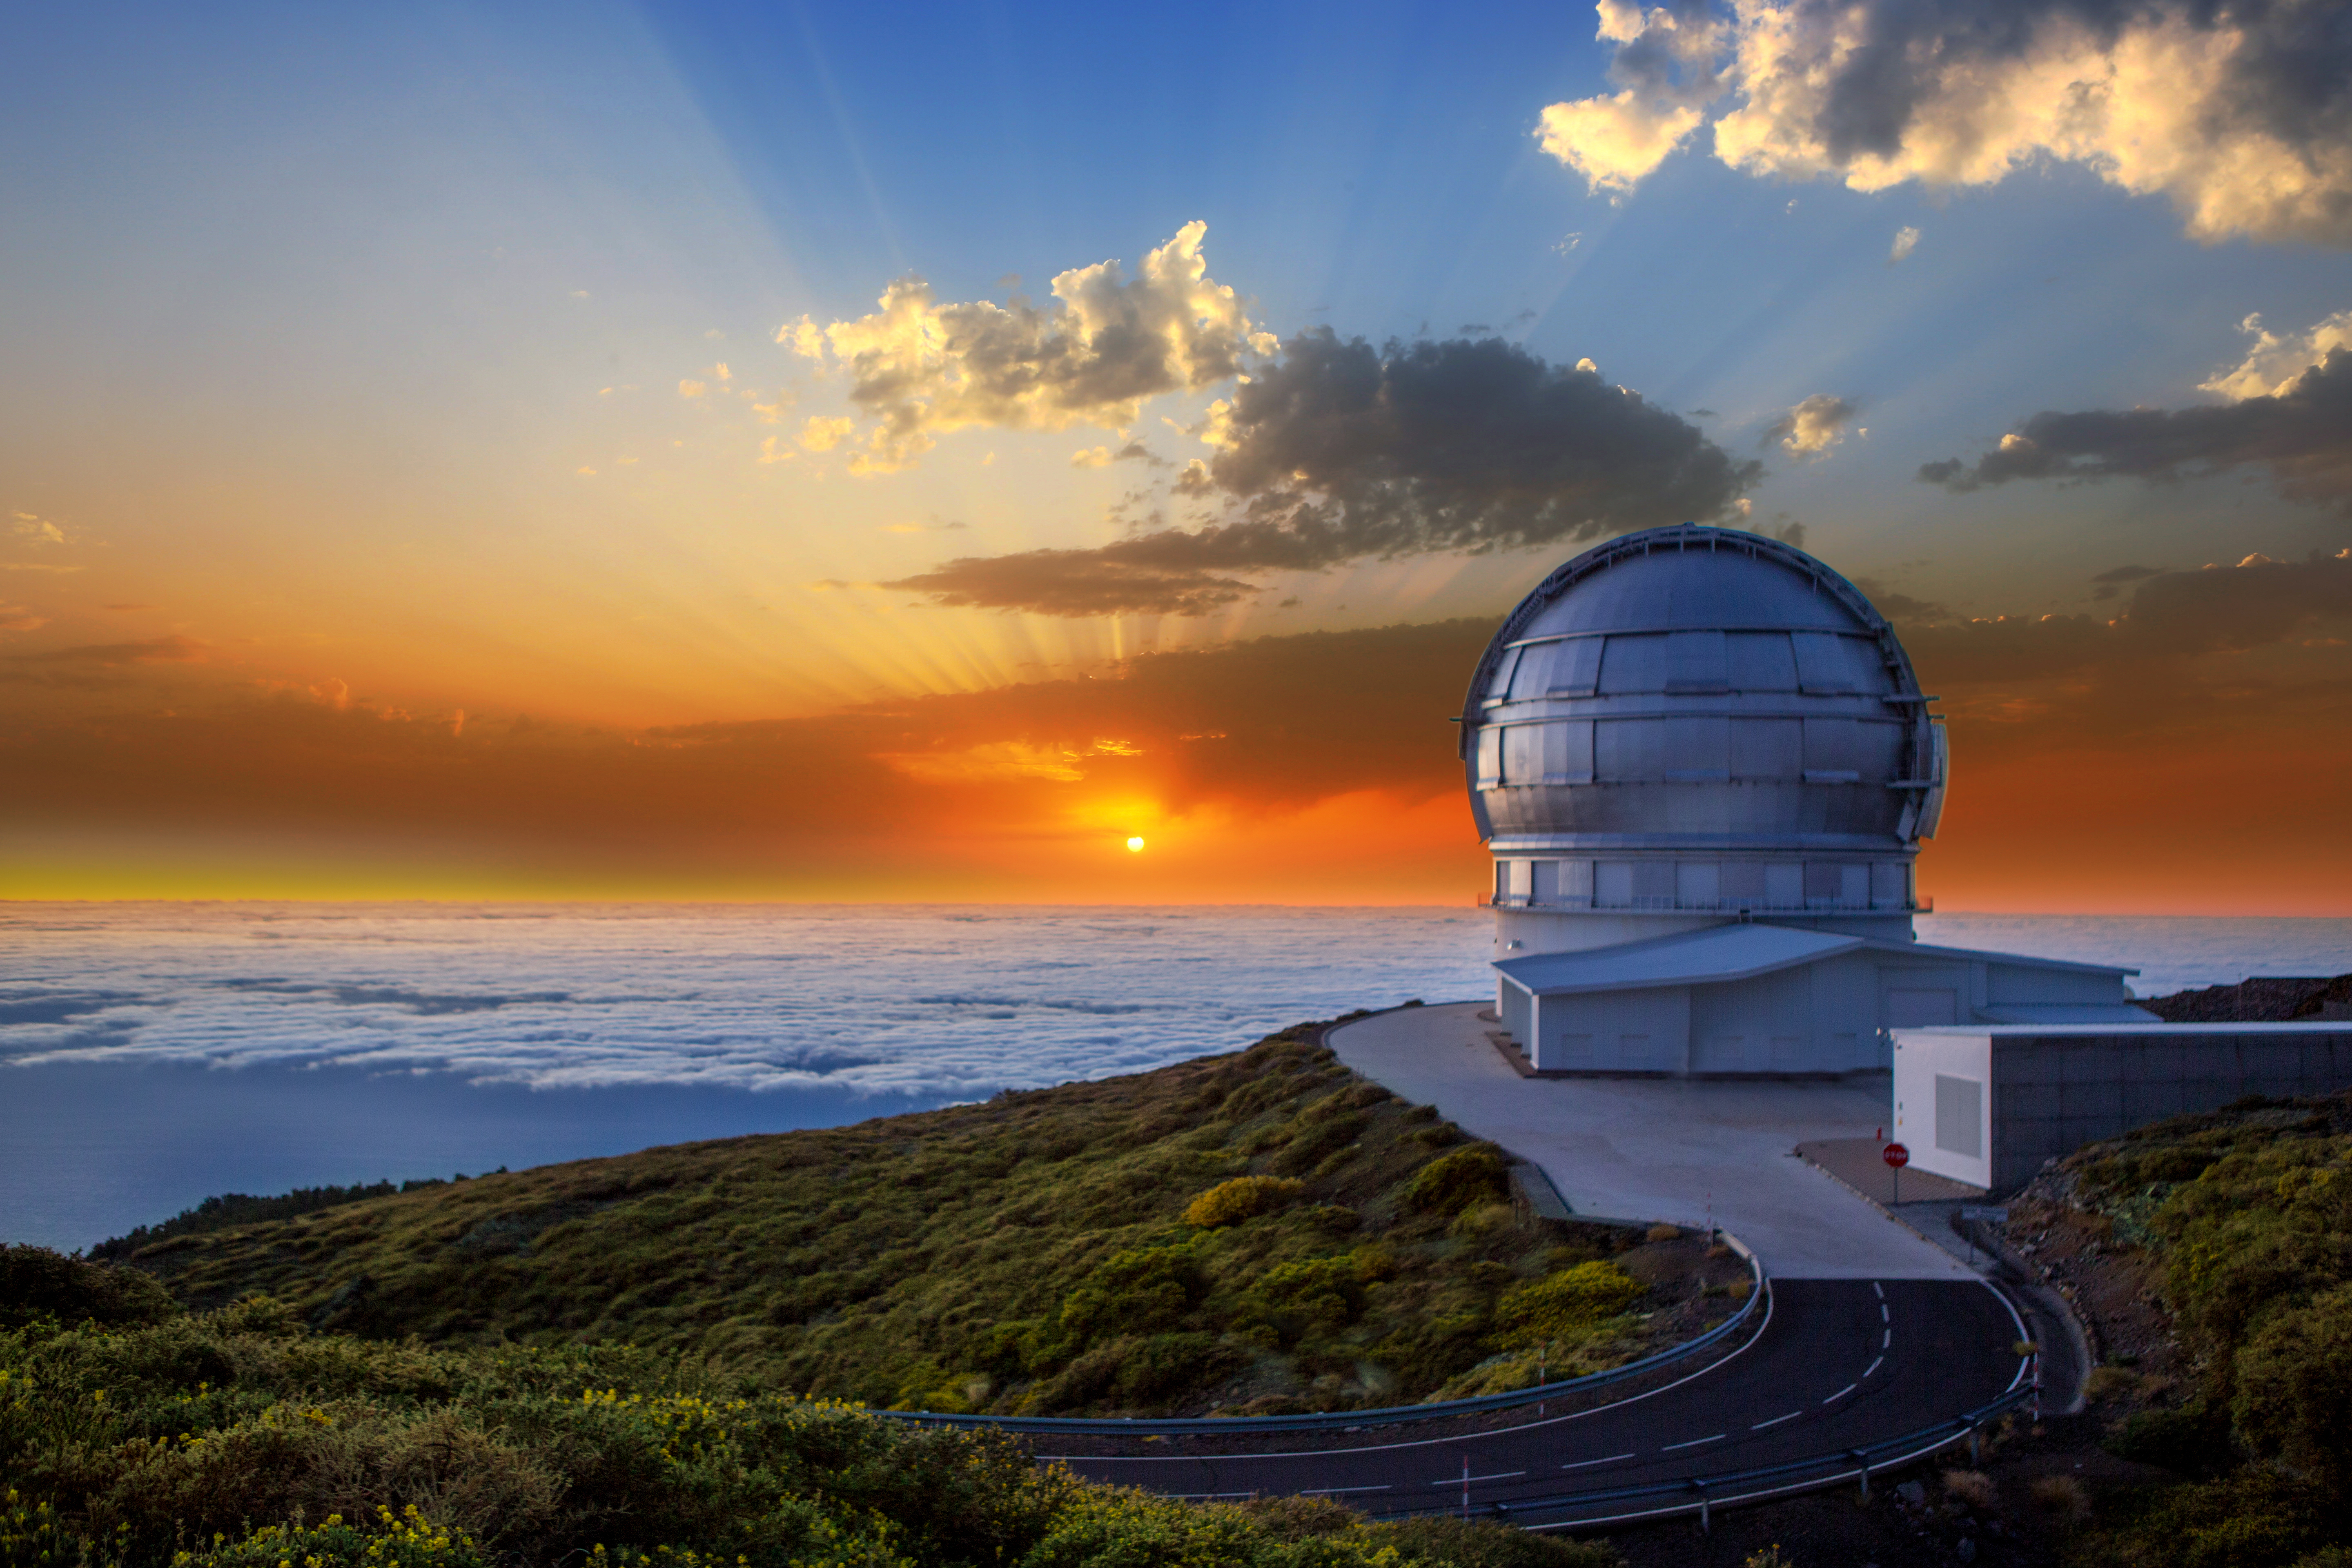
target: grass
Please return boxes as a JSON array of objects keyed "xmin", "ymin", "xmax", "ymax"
[{"xmin": 103, "ymin": 1022, "xmax": 1705, "ymax": 1418}]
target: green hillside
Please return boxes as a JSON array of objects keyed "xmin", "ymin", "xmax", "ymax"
[
  {"xmin": 0, "ymin": 1266, "xmax": 1610, "ymax": 1568},
  {"xmin": 2005, "ymin": 1089, "xmax": 2352, "ymax": 1567},
  {"xmin": 107, "ymin": 1022, "xmax": 1731, "ymax": 1418}
]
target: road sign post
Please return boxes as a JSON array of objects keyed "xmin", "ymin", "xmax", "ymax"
[{"xmin": 1882, "ymin": 1140, "xmax": 1910, "ymax": 1208}]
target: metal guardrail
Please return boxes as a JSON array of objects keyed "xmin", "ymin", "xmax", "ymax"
[
  {"xmin": 1401, "ymin": 1382, "xmax": 2036, "ymax": 1529},
  {"xmin": 880, "ymin": 1232, "xmax": 1767, "ymax": 1437}
]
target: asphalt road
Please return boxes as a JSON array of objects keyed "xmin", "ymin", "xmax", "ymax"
[{"xmin": 1040, "ymin": 1278, "xmax": 2029, "ymax": 1526}]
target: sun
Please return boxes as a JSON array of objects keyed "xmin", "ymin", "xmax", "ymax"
[{"xmin": 1125, "ymin": 836, "xmax": 1147, "ymax": 853}]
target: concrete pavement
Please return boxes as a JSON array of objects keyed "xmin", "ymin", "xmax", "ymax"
[{"xmin": 1330, "ymin": 1003, "xmax": 1975, "ymax": 1281}]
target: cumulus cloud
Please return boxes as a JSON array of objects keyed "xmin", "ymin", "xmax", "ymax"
[
  {"xmin": 1889, "ymin": 226, "xmax": 1921, "ymax": 263},
  {"xmin": 1537, "ymin": 0, "xmax": 2352, "ymax": 247},
  {"xmin": 1536, "ymin": 0, "xmax": 1729, "ymax": 191},
  {"xmin": 800, "ymin": 416, "xmax": 854, "ymax": 453},
  {"xmin": 780, "ymin": 222, "xmax": 1276, "ymax": 474},
  {"xmin": 1070, "ymin": 446, "xmax": 1114, "ymax": 468},
  {"xmin": 1764, "ymin": 392, "xmax": 1857, "ymax": 456},
  {"xmin": 883, "ymin": 331, "xmax": 1761, "ymax": 616},
  {"xmin": 2201, "ymin": 307, "xmax": 2352, "ymax": 399},
  {"xmin": 1918, "ymin": 336, "xmax": 2352, "ymax": 507}
]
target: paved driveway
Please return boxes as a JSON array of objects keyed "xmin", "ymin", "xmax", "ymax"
[{"xmin": 1330, "ymin": 1002, "xmax": 1972, "ymax": 1281}]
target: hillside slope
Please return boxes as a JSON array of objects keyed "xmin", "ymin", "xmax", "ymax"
[
  {"xmin": 1998, "ymin": 1088, "xmax": 2352, "ymax": 1567},
  {"xmin": 0, "ymin": 1268, "xmax": 1611, "ymax": 1568},
  {"xmin": 116, "ymin": 1021, "xmax": 1724, "ymax": 1417}
]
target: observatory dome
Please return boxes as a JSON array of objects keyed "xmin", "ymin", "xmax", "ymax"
[{"xmin": 1461, "ymin": 525, "xmax": 1945, "ymax": 939}]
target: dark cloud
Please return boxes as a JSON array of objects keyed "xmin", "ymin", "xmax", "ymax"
[
  {"xmin": 1112, "ymin": 442, "xmax": 1168, "ymax": 468},
  {"xmin": 1900, "ymin": 548, "xmax": 2352, "ymax": 686},
  {"xmin": 1920, "ymin": 349, "xmax": 2352, "ymax": 507},
  {"xmin": 884, "ymin": 546, "xmax": 1263, "ymax": 618},
  {"xmin": 0, "ymin": 620, "xmax": 1497, "ymax": 864},
  {"xmin": 887, "ymin": 331, "xmax": 1760, "ymax": 616},
  {"xmin": 1855, "ymin": 583, "xmax": 1952, "ymax": 623},
  {"xmin": 2090, "ymin": 563, "xmax": 2165, "ymax": 599}
]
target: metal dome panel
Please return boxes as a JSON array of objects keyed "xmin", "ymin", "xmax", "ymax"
[{"xmin": 1461, "ymin": 526, "xmax": 1944, "ymax": 884}]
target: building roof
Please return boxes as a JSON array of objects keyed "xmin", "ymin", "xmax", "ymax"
[
  {"xmin": 1975, "ymin": 1004, "xmax": 2161, "ymax": 1025},
  {"xmin": 1494, "ymin": 923, "xmax": 1862, "ymax": 996},
  {"xmin": 1860, "ymin": 937, "xmax": 2139, "ymax": 978},
  {"xmin": 1492, "ymin": 922, "xmax": 2140, "ymax": 998}
]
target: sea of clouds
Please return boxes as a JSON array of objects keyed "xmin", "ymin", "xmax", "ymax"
[
  {"xmin": 3, "ymin": 903, "xmax": 2345, "ymax": 1250},
  {"xmin": 0, "ymin": 903, "xmax": 1503, "ymax": 1100},
  {"xmin": 4, "ymin": 903, "xmax": 2348, "ymax": 1097}
]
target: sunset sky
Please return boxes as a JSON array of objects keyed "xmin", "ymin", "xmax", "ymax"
[{"xmin": 3, "ymin": 0, "xmax": 2348, "ymax": 911}]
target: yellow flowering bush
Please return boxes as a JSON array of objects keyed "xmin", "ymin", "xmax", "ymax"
[
  {"xmin": 169, "ymin": 1507, "xmax": 484, "ymax": 1568},
  {"xmin": 1181, "ymin": 1176, "xmax": 1307, "ymax": 1229}
]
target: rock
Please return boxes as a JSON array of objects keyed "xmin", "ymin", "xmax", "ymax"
[
  {"xmin": 1956, "ymin": 1539, "xmax": 1978, "ymax": 1563},
  {"xmin": 1895, "ymin": 1480, "xmax": 1927, "ymax": 1506}
]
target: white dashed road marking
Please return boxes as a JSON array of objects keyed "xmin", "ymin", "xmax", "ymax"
[
  {"xmin": 1661, "ymin": 1433, "xmax": 1725, "ymax": 1451},
  {"xmin": 1865, "ymin": 1356, "xmax": 1884, "ymax": 1379},
  {"xmin": 1752, "ymin": 1410, "xmax": 1803, "ymax": 1430},
  {"xmin": 1562, "ymin": 1453, "xmax": 1636, "ymax": 1471},
  {"xmin": 1429, "ymin": 1471, "xmax": 1523, "ymax": 1487},
  {"xmin": 1824, "ymin": 1383, "xmax": 1857, "ymax": 1404}
]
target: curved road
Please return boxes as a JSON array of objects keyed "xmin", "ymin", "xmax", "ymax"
[
  {"xmin": 993, "ymin": 1004, "xmax": 2035, "ymax": 1526},
  {"xmin": 1045, "ymin": 1278, "xmax": 2027, "ymax": 1525}
]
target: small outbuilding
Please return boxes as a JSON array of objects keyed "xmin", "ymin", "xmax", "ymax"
[{"xmin": 1893, "ymin": 1023, "xmax": 2352, "ymax": 1190}]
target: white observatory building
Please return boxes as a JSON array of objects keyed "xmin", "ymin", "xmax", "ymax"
[{"xmin": 1462, "ymin": 525, "xmax": 2150, "ymax": 1076}]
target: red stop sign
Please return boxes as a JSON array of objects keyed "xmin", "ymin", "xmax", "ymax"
[{"xmin": 1882, "ymin": 1142, "xmax": 1911, "ymax": 1169}]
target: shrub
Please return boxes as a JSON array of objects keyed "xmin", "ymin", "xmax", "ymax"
[
  {"xmin": 2029, "ymin": 1473, "xmax": 2092, "ymax": 1526},
  {"xmin": 0, "ymin": 1247, "xmax": 176, "ymax": 1330},
  {"xmin": 1399, "ymin": 1148, "xmax": 1508, "ymax": 1216},
  {"xmin": 1493, "ymin": 1263, "xmax": 1645, "ymax": 1346},
  {"xmin": 2105, "ymin": 1396, "xmax": 2237, "ymax": 1477},
  {"xmin": 1182, "ymin": 1177, "xmax": 1306, "ymax": 1229},
  {"xmin": 168, "ymin": 1507, "xmax": 491, "ymax": 1568},
  {"xmin": 2231, "ymin": 1281, "xmax": 2352, "ymax": 1488},
  {"xmin": 2083, "ymin": 1365, "xmax": 2141, "ymax": 1403},
  {"xmin": 1942, "ymin": 1469, "xmax": 1998, "ymax": 1511}
]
